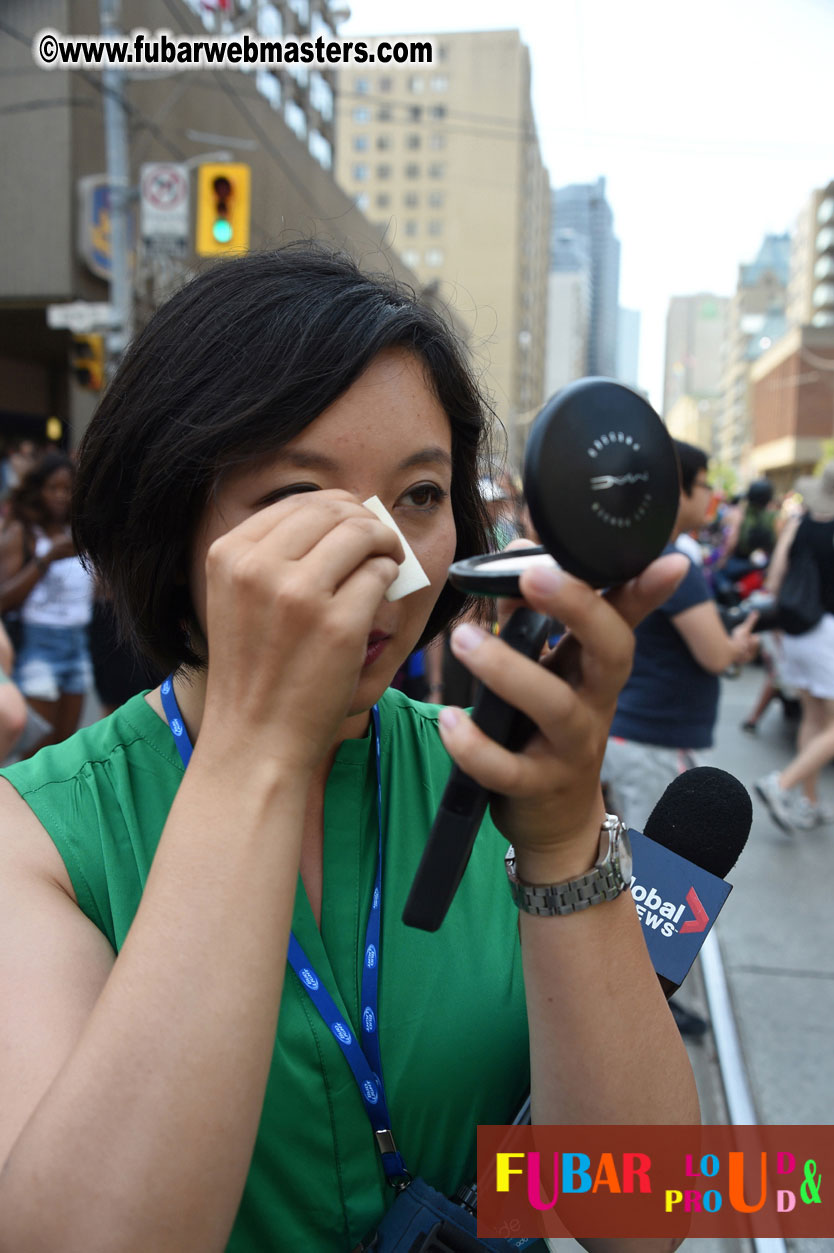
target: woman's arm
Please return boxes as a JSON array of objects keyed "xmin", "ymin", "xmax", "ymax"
[
  {"xmin": 764, "ymin": 512, "xmax": 801, "ymax": 595},
  {"xmin": 0, "ymin": 522, "xmax": 70, "ymax": 614}
]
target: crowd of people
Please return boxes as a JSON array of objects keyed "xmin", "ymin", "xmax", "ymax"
[{"xmin": 0, "ymin": 438, "xmax": 161, "ymax": 765}]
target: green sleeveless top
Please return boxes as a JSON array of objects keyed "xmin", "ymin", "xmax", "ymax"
[{"xmin": 0, "ymin": 687, "xmax": 530, "ymax": 1251}]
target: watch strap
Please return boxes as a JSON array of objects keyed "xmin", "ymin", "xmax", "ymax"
[{"xmin": 505, "ymin": 814, "xmax": 629, "ymax": 916}]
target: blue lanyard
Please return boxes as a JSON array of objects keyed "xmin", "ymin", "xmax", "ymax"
[{"xmin": 159, "ymin": 676, "xmax": 408, "ymax": 1183}]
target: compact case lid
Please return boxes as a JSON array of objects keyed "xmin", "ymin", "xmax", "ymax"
[{"xmin": 523, "ymin": 378, "xmax": 681, "ymax": 587}]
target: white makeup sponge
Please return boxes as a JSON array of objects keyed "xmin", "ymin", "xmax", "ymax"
[{"xmin": 362, "ymin": 495, "xmax": 432, "ymax": 602}]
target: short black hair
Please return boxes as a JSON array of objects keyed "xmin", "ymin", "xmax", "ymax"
[
  {"xmin": 73, "ymin": 243, "xmax": 494, "ymax": 673},
  {"xmin": 673, "ymin": 439, "xmax": 709, "ymax": 497}
]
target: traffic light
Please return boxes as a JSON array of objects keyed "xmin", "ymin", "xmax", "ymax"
[
  {"xmin": 195, "ymin": 163, "xmax": 251, "ymax": 256},
  {"xmin": 70, "ymin": 334, "xmax": 104, "ymax": 391}
]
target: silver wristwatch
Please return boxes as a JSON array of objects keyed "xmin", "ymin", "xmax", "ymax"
[{"xmin": 505, "ymin": 814, "xmax": 632, "ymax": 916}]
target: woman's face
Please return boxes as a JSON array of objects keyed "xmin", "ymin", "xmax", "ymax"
[
  {"xmin": 40, "ymin": 466, "xmax": 73, "ymax": 524},
  {"xmin": 190, "ymin": 349, "xmax": 458, "ymax": 714}
]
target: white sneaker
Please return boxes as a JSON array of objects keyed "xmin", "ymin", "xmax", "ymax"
[
  {"xmin": 792, "ymin": 796, "xmax": 819, "ymax": 831},
  {"xmin": 793, "ymin": 797, "xmax": 834, "ymax": 829},
  {"xmin": 755, "ymin": 771, "xmax": 795, "ymax": 833}
]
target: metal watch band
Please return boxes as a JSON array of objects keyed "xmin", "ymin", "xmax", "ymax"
[{"xmin": 505, "ymin": 815, "xmax": 630, "ymax": 917}]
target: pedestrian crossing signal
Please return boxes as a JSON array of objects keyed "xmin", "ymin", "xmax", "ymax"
[{"xmin": 195, "ymin": 163, "xmax": 251, "ymax": 256}]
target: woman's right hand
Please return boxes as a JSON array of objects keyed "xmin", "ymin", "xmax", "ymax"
[{"xmin": 198, "ymin": 490, "xmax": 404, "ymax": 775}]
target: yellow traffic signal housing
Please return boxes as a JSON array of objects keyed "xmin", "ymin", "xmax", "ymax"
[
  {"xmin": 195, "ymin": 163, "xmax": 251, "ymax": 256},
  {"xmin": 70, "ymin": 334, "xmax": 104, "ymax": 391}
]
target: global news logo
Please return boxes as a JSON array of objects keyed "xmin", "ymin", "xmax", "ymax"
[{"xmin": 630, "ymin": 879, "xmax": 709, "ymax": 938}]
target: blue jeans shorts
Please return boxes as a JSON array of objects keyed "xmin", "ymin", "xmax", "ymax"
[{"xmin": 13, "ymin": 623, "xmax": 93, "ymax": 702}]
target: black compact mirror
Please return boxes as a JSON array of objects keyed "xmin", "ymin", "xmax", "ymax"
[{"xmin": 449, "ymin": 378, "xmax": 681, "ymax": 596}]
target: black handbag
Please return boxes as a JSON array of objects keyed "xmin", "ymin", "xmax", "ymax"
[{"xmin": 777, "ymin": 538, "xmax": 824, "ymax": 635}]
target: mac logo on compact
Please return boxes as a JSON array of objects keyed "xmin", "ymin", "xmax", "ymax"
[{"xmin": 585, "ymin": 432, "xmax": 652, "ymax": 530}]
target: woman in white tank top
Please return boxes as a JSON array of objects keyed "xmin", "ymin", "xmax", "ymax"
[{"xmin": 0, "ymin": 452, "xmax": 94, "ymax": 755}]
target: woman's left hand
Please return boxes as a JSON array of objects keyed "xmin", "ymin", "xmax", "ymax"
[{"xmin": 436, "ymin": 548, "xmax": 688, "ymax": 873}]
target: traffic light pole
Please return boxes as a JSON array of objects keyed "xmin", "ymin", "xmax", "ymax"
[{"xmin": 99, "ymin": 0, "xmax": 133, "ymax": 367}]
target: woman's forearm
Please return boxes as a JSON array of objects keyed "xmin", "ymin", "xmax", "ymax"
[{"xmin": 0, "ymin": 742, "xmax": 310, "ymax": 1253}]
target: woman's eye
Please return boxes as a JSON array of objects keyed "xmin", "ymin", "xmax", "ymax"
[
  {"xmin": 260, "ymin": 483, "xmax": 321, "ymax": 506},
  {"xmin": 399, "ymin": 483, "xmax": 447, "ymax": 510}
]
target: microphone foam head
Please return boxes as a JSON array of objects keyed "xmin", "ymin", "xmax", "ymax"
[{"xmin": 642, "ymin": 766, "xmax": 752, "ymax": 879}]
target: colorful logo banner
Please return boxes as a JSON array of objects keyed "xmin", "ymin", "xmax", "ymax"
[{"xmin": 476, "ymin": 1125, "xmax": 832, "ymax": 1239}]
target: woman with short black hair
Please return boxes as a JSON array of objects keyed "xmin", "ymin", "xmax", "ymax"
[{"xmin": 0, "ymin": 243, "xmax": 696, "ymax": 1252}]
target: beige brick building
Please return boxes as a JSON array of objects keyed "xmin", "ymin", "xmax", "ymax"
[{"xmin": 334, "ymin": 30, "xmax": 550, "ymax": 464}]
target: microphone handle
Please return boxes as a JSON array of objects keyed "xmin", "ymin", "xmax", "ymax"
[{"xmin": 402, "ymin": 608, "xmax": 552, "ymax": 932}]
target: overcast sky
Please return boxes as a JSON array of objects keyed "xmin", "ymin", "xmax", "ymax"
[{"xmin": 342, "ymin": 0, "xmax": 834, "ymax": 409}]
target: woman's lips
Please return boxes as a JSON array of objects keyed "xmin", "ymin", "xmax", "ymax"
[{"xmin": 364, "ymin": 632, "xmax": 391, "ymax": 667}]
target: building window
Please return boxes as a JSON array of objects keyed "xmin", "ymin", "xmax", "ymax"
[
  {"xmin": 355, "ymin": 192, "xmax": 370, "ymax": 211},
  {"xmin": 356, "ymin": 77, "xmax": 370, "ymax": 94},
  {"xmin": 352, "ymin": 163, "xmax": 369, "ymax": 181},
  {"xmin": 404, "ymin": 163, "xmax": 421, "ymax": 179},
  {"xmin": 409, "ymin": 75, "xmax": 425, "ymax": 93},
  {"xmin": 402, "ymin": 248, "xmax": 420, "ymax": 268},
  {"xmin": 404, "ymin": 192, "xmax": 419, "ymax": 207},
  {"xmin": 817, "ymin": 196, "xmax": 834, "ymax": 226},
  {"xmin": 430, "ymin": 75, "xmax": 448, "ymax": 92},
  {"xmin": 309, "ymin": 71, "xmax": 333, "ymax": 121},
  {"xmin": 257, "ymin": 3, "xmax": 283, "ymax": 36},
  {"xmin": 284, "ymin": 99, "xmax": 307, "ymax": 141},
  {"xmin": 377, "ymin": 105, "xmax": 392, "ymax": 122},
  {"xmin": 309, "ymin": 130, "xmax": 332, "ymax": 169},
  {"xmin": 428, "ymin": 105, "xmax": 446, "ymax": 119},
  {"xmin": 376, "ymin": 193, "xmax": 391, "ymax": 208},
  {"xmin": 404, "ymin": 219, "xmax": 418, "ymax": 237},
  {"xmin": 353, "ymin": 135, "xmax": 369, "ymax": 151},
  {"xmin": 406, "ymin": 133, "xmax": 421, "ymax": 149},
  {"xmin": 427, "ymin": 190, "xmax": 444, "ymax": 208},
  {"xmin": 408, "ymin": 105, "xmax": 423, "ymax": 121},
  {"xmin": 429, "ymin": 133, "xmax": 446, "ymax": 150},
  {"xmin": 256, "ymin": 69, "xmax": 281, "ymax": 110},
  {"xmin": 425, "ymin": 248, "xmax": 444, "ymax": 266},
  {"xmin": 428, "ymin": 163, "xmax": 445, "ymax": 179},
  {"xmin": 378, "ymin": 76, "xmax": 393, "ymax": 92},
  {"xmin": 376, "ymin": 134, "xmax": 392, "ymax": 150},
  {"xmin": 377, "ymin": 163, "xmax": 392, "ymax": 179},
  {"xmin": 428, "ymin": 218, "xmax": 443, "ymax": 236},
  {"xmin": 352, "ymin": 106, "xmax": 370, "ymax": 122}
]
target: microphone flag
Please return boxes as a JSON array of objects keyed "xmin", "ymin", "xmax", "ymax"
[{"xmin": 629, "ymin": 828, "xmax": 733, "ymax": 985}]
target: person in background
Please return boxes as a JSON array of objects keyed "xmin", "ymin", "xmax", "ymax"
[
  {"xmin": 755, "ymin": 461, "xmax": 834, "ymax": 832},
  {"xmin": 0, "ymin": 452, "xmax": 94, "ymax": 754},
  {"xmin": 0, "ymin": 619, "xmax": 27, "ymax": 763},
  {"xmin": 602, "ymin": 439, "xmax": 759, "ymax": 1037}
]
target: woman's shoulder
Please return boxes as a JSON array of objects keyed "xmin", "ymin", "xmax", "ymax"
[{"xmin": 0, "ymin": 693, "xmax": 181, "ymax": 801}]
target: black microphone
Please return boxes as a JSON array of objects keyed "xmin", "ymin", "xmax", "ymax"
[{"xmin": 635, "ymin": 766, "xmax": 752, "ymax": 994}]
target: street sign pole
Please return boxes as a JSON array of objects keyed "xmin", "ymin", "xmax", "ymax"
[{"xmin": 100, "ymin": 0, "xmax": 133, "ymax": 367}]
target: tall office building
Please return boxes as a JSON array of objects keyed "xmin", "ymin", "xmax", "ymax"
[
  {"xmin": 662, "ymin": 294, "xmax": 729, "ymax": 416},
  {"xmin": 550, "ymin": 178, "xmax": 620, "ymax": 379},
  {"xmin": 335, "ymin": 30, "xmax": 550, "ymax": 456}
]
